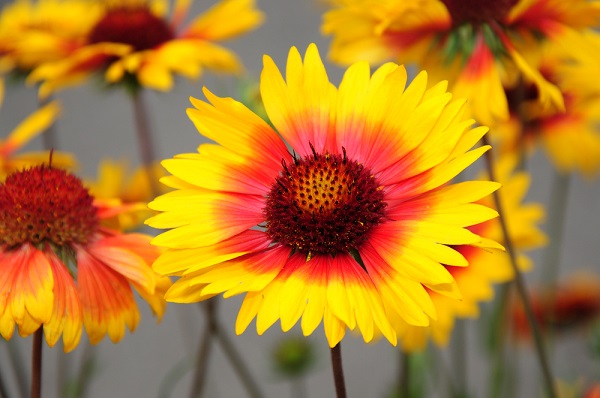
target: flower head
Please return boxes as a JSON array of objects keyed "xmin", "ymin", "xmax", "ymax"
[
  {"xmin": 85, "ymin": 159, "xmax": 168, "ymax": 230},
  {"xmin": 0, "ymin": 0, "xmax": 98, "ymax": 74},
  {"xmin": 26, "ymin": 0, "xmax": 264, "ymax": 97},
  {"xmin": 0, "ymin": 164, "xmax": 170, "ymax": 352},
  {"xmin": 395, "ymin": 156, "xmax": 546, "ymax": 351},
  {"xmin": 511, "ymin": 272, "xmax": 600, "ymax": 340},
  {"xmin": 148, "ymin": 44, "xmax": 501, "ymax": 347},
  {"xmin": 496, "ymin": 31, "xmax": 600, "ymax": 177},
  {"xmin": 322, "ymin": 0, "xmax": 600, "ymax": 125}
]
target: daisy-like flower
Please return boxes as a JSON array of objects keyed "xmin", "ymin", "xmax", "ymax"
[
  {"xmin": 0, "ymin": 93, "xmax": 73, "ymax": 181},
  {"xmin": 396, "ymin": 156, "xmax": 546, "ymax": 351},
  {"xmin": 86, "ymin": 159, "xmax": 168, "ymax": 230},
  {"xmin": 147, "ymin": 44, "xmax": 502, "ymax": 347},
  {"xmin": 0, "ymin": 0, "xmax": 100, "ymax": 75},
  {"xmin": 322, "ymin": 0, "xmax": 600, "ymax": 125},
  {"xmin": 25, "ymin": 0, "xmax": 264, "ymax": 97},
  {"xmin": 0, "ymin": 164, "xmax": 170, "ymax": 352},
  {"xmin": 497, "ymin": 31, "xmax": 600, "ymax": 177}
]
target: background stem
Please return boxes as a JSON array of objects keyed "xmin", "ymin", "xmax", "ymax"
[{"xmin": 482, "ymin": 135, "xmax": 557, "ymax": 398}]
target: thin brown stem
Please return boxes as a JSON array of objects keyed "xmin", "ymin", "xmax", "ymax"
[
  {"xmin": 189, "ymin": 301, "xmax": 217, "ymax": 398},
  {"xmin": 482, "ymin": 135, "xmax": 557, "ymax": 398},
  {"xmin": 190, "ymin": 300, "xmax": 264, "ymax": 398},
  {"xmin": 131, "ymin": 90, "xmax": 160, "ymax": 197},
  {"xmin": 31, "ymin": 329, "xmax": 43, "ymax": 398},
  {"xmin": 330, "ymin": 343, "xmax": 347, "ymax": 398},
  {"xmin": 214, "ymin": 322, "xmax": 263, "ymax": 398}
]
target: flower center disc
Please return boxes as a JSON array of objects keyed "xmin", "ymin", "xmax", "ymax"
[
  {"xmin": 0, "ymin": 166, "xmax": 99, "ymax": 248},
  {"xmin": 441, "ymin": 0, "xmax": 518, "ymax": 25},
  {"xmin": 265, "ymin": 150, "xmax": 386, "ymax": 256},
  {"xmin": 88, "ymin": 6, "xmax": 174, "ymax": 51}
]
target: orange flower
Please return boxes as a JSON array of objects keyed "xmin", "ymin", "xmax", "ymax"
[{"xmin": 0, "ymin": 165, "xmax": 170, "ymax": 352}]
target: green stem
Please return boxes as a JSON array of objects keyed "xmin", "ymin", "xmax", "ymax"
[
  {"xmin": 31, "ymin": 329, "xmax": 43, "ymax": 398},
  {"xmin": 482, "ymin": 135, "xmax": 557, "ymax": 398},
  {"xmin": 489, "ymin": 283, "xmax": 509, "ymax": 398},
  {"xmin": 452, "ymin": 320, "xmax": 468, "ymax": 398},
  {"xmin": 400, "ymin": 351, "xmax": 410, "ymax": 398},
  {"xmin": 541, "ymin": 171, "xmax": 570, "ymax": 287},
  {"xmin": 330, "ymin": 343, "xmax": 347, "ymax": 398}
]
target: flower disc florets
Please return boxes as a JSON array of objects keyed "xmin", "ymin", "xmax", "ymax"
[
  {"xmin": 441, "ymin": 0, "xmax": 518, "ymax": 26},
  {"xmin": 88, "ymin": 5, "xmax": 174, "ymax": 51},
  {"xmin": 264, "ymin": 147, "xmax": 386, "ymax": 256},
  {"xmin": 0, "ymin": 166, "xmax": 98, "ymax": 247}
]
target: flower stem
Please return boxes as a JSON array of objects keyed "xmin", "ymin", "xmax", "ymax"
[
  {"xmin": 540, "ymin": 171, "xmax": 571, "ymax": 287},
  {"xmin": 214, "ymin": 319, "xmax": 264, "ymax": 398},
  {"xmin": 131, "ymin": 90, "xmax": 160, "ymax": 197},
  {"xmin": 189, "ymin": 300, "xmax": 264, "ymax": 398},
  {"xmin": 189, "ymin": 301, "xmax": 216, "ymax": 398},
  {"xmin": 482, "ymin": 135, "xmax": 557, "ymax": 398},
  {"xmin": 31, "ymin": 328, "xmax": 43, "ymax": 398},
  {"xmin": 400, "ymin": 351, "xmax": 410, "ymax": 398},
  {"xmin": 0, "ymin": 360, "xmax": 9, "ymax": 398},
  {"xmin": 4, "ymin": 339, "xmax": 28, "ymax": 398},
  {"xmin": 330, "ymin": 343, "xmax": 347, "ymax": 398}
]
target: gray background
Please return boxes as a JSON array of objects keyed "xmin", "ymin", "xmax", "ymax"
[{"xmin": 1, "ymin": 0, "xmax": 599, "ymax": 397}]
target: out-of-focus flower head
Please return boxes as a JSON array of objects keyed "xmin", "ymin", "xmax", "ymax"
[
  {"xmin": 86, "ymin": 159, "xmax": 168, "ymax": 231},
  {"xmin": 271, "ymin": 336, "xmax": 316, "ymax": 380},
  {"xmin": 147, "ymin": 43, "xmax": 502, "ymax": 348},
  {"xmin": 0, "ymin": 0, "xmax": 99, "ymax": 77},
  {"xmin": 0, "ymin": 90, "xmax": 74, "ymax": 181},
  {"xmin": 396, "ymin": 156, "xmax": 546, "ymax": 351},
  {"xmin": 496, "ymin": 31, "xmax": 600, "ymax": 177},
  {"xmin": 0, "ymin": 164, "xmax": 171, "ymax": 352},
  {"xmin": 511, "ymin": 272, "xmax": 600, "ymax": 341},
  {"xmin": 322, "ymin": 0, "xmax": 600, "ymax": 125},
  {"xmin": 24, "ymin": 0, "xmax": 264, "ymax": 97}
]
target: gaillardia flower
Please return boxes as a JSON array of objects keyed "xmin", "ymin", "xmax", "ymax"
[
  {"xmin": 0, "ymin": 0, "xmax": 99, "ymax": 75},
  {"xmin": 0, "ymin": 165, "xmax": 170, "ymax": 352},
  {"xmin": 497, "ymin": 32, "xmax": 600, "ymax": 177},
  {"xmin": 86, "ymin": 159, "xmax": 168, "ymax": 230},
  {"xmin": 148, "ymin": 44, "xmax": 502, "ymax": 347},
  {"xmin": 396, "ymin": 157, "xmax": 546, "ymax": 351},
  {"xmin": 26, "ymin": 0, "xmax": 264, "ymax": 97},
  {"xmin": 322, "ymin": 0, "xmax": 600, "ymax": 125}
]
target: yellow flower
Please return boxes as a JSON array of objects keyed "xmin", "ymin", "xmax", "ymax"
[
  {"xmin": 0, "ymin": 0, "xmax": 100, "ymax": 74},
  {"xmin": 147, "ymin": 44, "xmax": 502, "ymax": 347},
  {"xmin": 0, "ymin": 90, "xmax": 74, "ymax": 180},
  {"xmin": 396, "ymin": 156, "xmax": 546, "ymax": 351},
  {"xmin": 0, "ymin": 165, "xmax": 170, "ymax": 352},
  {"xmin": 25, "ymin": 0, "xmax": 264, "ymax": 97},
  {"xmin": 322, "ymin": 0, "xmax": 600, "ymax": 125},
  {"xmin": 86, "ymin": 159, "xmax": 168, "ymax": 230}
]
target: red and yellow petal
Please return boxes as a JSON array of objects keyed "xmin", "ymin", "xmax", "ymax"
[
  {"xmin": 76, "ymin": 247, "xmax": 140, "ymax": 344},
  {"xmin": 44, "ymin": 249, "xmax": 83, "ymax": 353}
]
